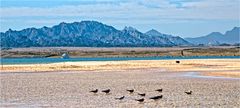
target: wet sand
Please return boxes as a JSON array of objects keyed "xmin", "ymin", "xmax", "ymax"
[
  {"xmin": 0, "ymin": 69, "xmax": 240, "ymax": 108},
  {"xmin": 1, "ymin": 59, "xmax": 240, "ymax": 107}
]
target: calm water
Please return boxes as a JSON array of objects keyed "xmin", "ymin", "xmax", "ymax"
[
  {"xmin": 183, "ymin": 72, "xmax": 240, "ymax": 80},
  {"xmin": 0, "ymin": 56, "xmax": 239, "ymax": 65}
]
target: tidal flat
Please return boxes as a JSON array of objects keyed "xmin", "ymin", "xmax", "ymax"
[{"xmin": 0, "ymin": 59, "xmax": 240, "ymax": 107}]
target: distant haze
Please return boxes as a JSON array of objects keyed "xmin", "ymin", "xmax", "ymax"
[
  {"xmin": 185, "ymin": 27, "xmax": 240, "ymax": 45},
  {"xmin": 0, "ymin": 0, "xmax": 239, "ymax": 37}
]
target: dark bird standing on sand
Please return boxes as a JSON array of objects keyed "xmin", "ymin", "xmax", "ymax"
[
  {"xmin": 176, "ymin": 61, "xmax": 180, "ymax": 63},
  {"xmin": 126, "ymin": 89, "xmax": 134, "ymax": 93},
  {"xmin": 115, "ymin": 96, "xmax": 125, "ymax": 100},
  {"xmin": 135, "ymin": 98, "xmax": 144, "ymax": 103},
  {"xmin": 185, "ymin": 91, "xmax": 192, "ymax": 95},
  {"xmin": 102, "ymin": 89, "xmax": 111, "ymax": 94},
  {"xmin": 138, "ymin": 93, "xmax": 146, "ymax": 96},
  {"xmin": 155, "ymin": 89, "xmax": 163, "ymax": 92},
  {"xmin": 149, "ymin": 95, "xmax": 163, "ymax": 100},
  {"xmin": 90, "ymin": 89, "xmax": 98, "ymax": 93}
]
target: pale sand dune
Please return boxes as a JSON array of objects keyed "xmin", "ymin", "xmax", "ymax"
[{"xmin": 1, "ymin": 59, "xmax": 240, "ymax": 78}]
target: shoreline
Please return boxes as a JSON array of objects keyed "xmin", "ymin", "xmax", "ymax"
[
  {"xmin": 1, "ymin": 59, "xmax": 240, "ymax": 78},
  {"xmin": 1, "ymin": 58, "xmax": 240, "ymax": 107},
  {"xmin": 2, "ymin": 46, "xmax": 239, "ymax": 58}
]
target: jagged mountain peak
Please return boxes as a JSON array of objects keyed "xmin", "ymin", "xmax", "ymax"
[
  {"xmin": 1, "ymin": 20, "xmax": 191, "ymax": 47},
  {"xmin": 225, "ymin": 27, "xmax": 239, "ymax": 35},
  {"xmin": 145, "ymin": 29, "xmax": 163, "ymax": 36},
  {"xmin": 185, "ymin": 27, "xmax": 239, "ymax": 45},
  {"xmin": 81, "ymin": 20, "xmax": 102, "ymax": 24},
  {"xmin": 145, "ymin": 29, "xmax": 191, "ymax": 45},
  {"xmin": 146, "ymin": 29, "xmax": 160, "ymax": 33},
  {"xmin": 8, "ymin": 28, "xmax": 13, "ymax": 32},
  {"xmin": 59, "ymin": 22, "xmax": 67, "ymax": 25},
  {"xmin": 207, "ymin": 32, "xmax": 223, "ymax": 36},
  {"xmin": 232, "ymin": 27, "xmax": 239, "ymax": 31},
  {"xmin": 123, "ymin": 26, "xmax": 138, "ymax": 32}
]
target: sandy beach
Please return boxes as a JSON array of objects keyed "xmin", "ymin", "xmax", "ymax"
[
  {"xmin": 1, "ymin": 59, "xmax": 240, "ymax": 107},
  {"xmin": 1, "ymin": 59, "xmax": 240, "ymax": 78}
]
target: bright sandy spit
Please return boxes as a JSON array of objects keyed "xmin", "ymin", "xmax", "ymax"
[
  {"xmin": 0, "ymin": 59, "xmax": 240, "ymax": 107},
  {"xmin": 1, "ymin": 59, "xmax": 240, "ymax": 78}
]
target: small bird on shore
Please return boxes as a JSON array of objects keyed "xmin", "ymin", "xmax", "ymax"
[
  {"xmin": 149, "ymin": 95, "xmax": 163, "ymax": 101},
  {"xmin": 138, "ymin": 93, "xmax": 146, "ymax": 96},
  {"xmin": 115, "ymin": 96, "xmax": 125, "ymax": 100},
  {"xmin": 155, "ymin": 89, "xmax": 163, "ymax": 92},
  {"xmin": 135, "ymin": 98, "xmax": 144, "ymax": 103},
  {"xmin": 90, "ymin": 89, "xmax": 98, "ymax": 94},
  {"xmin": 185, "ymin": 91, "xmax": 192, "ymax": 95},
  {"xmin": 102, "ymin": 89, "xmax": 111, "ymax": 94},
  {"xmin": 176, "ymin": 61, "xmax": 180, "ymax": 63},
  {"xmin": 126, "ymin": 89, "xmax": 134, "ymax": 93}
]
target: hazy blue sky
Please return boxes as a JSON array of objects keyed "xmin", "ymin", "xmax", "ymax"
[{"xmin": 0, "ymin": 0, "xmax": 239, "ymax": 37}]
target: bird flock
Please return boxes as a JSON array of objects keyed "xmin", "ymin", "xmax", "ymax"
[{"xmin": 90, "ymin": 88, "xmax": 192, "ymax": 103}]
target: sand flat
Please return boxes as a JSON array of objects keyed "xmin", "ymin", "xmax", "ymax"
[
  {"xmin": 1, "ymin": 59, "xmax": 240, "ymax": 78},
  {"xmin": 0, "ymin": 69, "xmax": 240, "ymax": 107},
  {"xmin": 1, "ymin": 59, "xmax": 240, "ymax": 107}
]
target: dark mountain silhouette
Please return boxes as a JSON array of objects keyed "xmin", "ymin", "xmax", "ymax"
[
  {"xmin": 1, "ymin": 21, "xmax": 191, "ymax": 47},
  {"xmin": 185, "ymin": 27, "xmax": 240, "ymax": 45},
  {"xmin": 145, "ymin": 29, "xmax": 190, "ymax": 45}
]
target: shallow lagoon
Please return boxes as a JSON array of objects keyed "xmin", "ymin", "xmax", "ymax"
[{"xmin": 1, "ymin": 56, "xmax": 239, "ymax": 65}]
